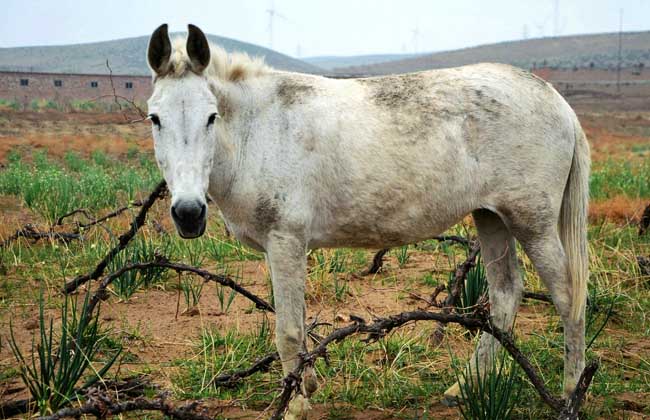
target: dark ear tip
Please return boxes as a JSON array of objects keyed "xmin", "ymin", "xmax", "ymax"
[{"xmin": 154, "ymin": 23, "xmax": 169, "ymax": 35}]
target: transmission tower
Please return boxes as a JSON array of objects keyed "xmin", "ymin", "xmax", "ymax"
[
  {"xmin": 266, "ymin": 0, "xmax": 288, "ymax": 49},
  {"xmin": 411, "ymin": 26, "xmax": 421, "ymax": 53}
]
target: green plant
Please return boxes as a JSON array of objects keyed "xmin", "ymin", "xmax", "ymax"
[
  {"xmin": 8, "ymin": 290, "xmax": 121, "ymax": 415},
  {"xmin": 456, "ymin": 255, "xmax": 488, "ymax": 314},
  {"xmin": 205, "ymin": 236, "xmax": 229, "ymax": 264},
  {"xmin": 216, "ymin": 267, "xmax": 238, "ymax": 314},
  {"xmin": 396, "ymin": 245, "xmax": 410, "ymax": 268},
  {"xmin": 585, "ymin": 284, "xmax": 617, "ymax": 349},
  {"xmin": 329, "ymin": 249, "xmax": 348, "ymax": 273},
  {"xmin": 181, "ymin": 276, "xmax": 204, "ymax": 310},
  {"xmin": 333, "ymin": 274, "xmax": 348, "ymax": 302},
  {"xmin": 453, "ymin": 347, "xmax": 522, "ymax": 420},
  {"xmin": 108, "ymin": 236, "xmax": 168, "ymax": 300}
]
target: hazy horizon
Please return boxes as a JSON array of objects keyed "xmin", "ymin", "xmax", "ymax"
[{"xmin": 2, "ymin": 0, "xmax": 649, "ymax": 58}]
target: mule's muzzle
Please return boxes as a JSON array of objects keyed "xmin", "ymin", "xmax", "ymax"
[{"xmin": 171, "ymin": 199, "xmax": 207, "ymax": 239}]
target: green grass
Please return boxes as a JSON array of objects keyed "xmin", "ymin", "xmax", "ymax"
[
  {"xmin": 0, "ymin": 150, "xmax": 159, "ymax": 222},
  {"xmin": 590, "ymin": 159, "xmax": 650, "ymax": 200}
]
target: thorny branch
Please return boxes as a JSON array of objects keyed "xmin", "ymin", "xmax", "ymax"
[{"xmin": 62, "ymin": 180, "xmax": 168, "ymax": 294}]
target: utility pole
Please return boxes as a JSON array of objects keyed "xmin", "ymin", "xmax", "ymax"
[
  {"xmin": 617, "ymin": 8, "xmax": 623, "ymax": 93},
  {"xmin": 523, "ymin": 24, "xmax": 529, "ymax": 40}
]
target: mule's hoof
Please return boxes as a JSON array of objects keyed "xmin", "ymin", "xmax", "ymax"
[
  {"xmin": 285, "ymin": 394, "xmax": 311, "ymax": 420},
  {"xmin": 442, "ymin": 382, "xmax": 461, "ymax": 407},
  {"xmin": 303, "ymin": 367, "xmax": 318, "ymax": 397}
]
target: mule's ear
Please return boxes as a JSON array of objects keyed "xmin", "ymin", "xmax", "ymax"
[
  {"xmin": 187, "ymin": 24, "xmax": 211, "ymax": 73},
  {"xmin": 147, "ymin": 23, "xmax": 172, "ymax": 75}
]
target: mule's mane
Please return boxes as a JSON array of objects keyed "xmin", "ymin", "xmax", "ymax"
[{"xmin": 165, "ymin": 37, "xmax": 269, "ymax": 82}]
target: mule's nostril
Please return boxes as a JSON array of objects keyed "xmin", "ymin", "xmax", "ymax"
[{"xmin": 172, "ymin": 200, "xmax": 206, "ymax": 223}]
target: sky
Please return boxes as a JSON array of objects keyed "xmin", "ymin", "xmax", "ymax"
[{"xmin": 1, "ymin": 0, "xmax": 649, "ymax": 58}]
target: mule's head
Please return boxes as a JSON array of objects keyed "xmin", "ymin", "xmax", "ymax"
[{"xmin": 146, "ymin": 24, "xmax": 218, "ymax": 239}]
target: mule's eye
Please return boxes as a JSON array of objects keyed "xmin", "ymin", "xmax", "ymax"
[
  {"xmin": 207, "ymin": 113, "xmax": 218, "ymax": 127},
  {"xmin": 148, "ymin": 114, "xmax": 161, "ymax": 127}
]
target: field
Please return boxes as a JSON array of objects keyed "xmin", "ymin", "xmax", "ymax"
[{"xmin": 0, "ymin": 100, "xmax": 649, "ymax": 420}]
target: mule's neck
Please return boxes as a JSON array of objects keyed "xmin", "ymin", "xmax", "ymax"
[{"xmin": 206, "ymin": 77, "xmax": 270, "ymax": 203}]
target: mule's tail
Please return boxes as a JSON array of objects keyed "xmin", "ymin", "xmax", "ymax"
[{"xmin": 560, "ymin": 117, "xmax": 590, "ymax": 321}]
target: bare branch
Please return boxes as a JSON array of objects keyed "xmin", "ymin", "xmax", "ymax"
[
  {"xmin": 557, "ymin": 360, "xmax": 599, "ymax": 420},
  {"xmin": 358, "ymin": 248, "xmax": 388, "ymax": 275},
  {"xmin": 431, "ymin": 242, "xmax": 481, "ymax": 342},
  {"xmin": 55, "ymin": 201, "xmax": 144, "ymax": 232},
  {"xmin": 86, "ymin": 255, "xmax": 274, "ymax": 315},
  {"xmin": 0, "ymin": 224, "xmax": 81, "ymax": 250},
  {"xmin": 103, "ymin": 60, "xmax": 148, "ymax": 122},
  {"xmin": 62, "ymin": 180, "xmax": 167, "ymax": 294}
]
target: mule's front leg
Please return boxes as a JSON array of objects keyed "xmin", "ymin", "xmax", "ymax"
[{"xmin": 266, "ymin": 231, "xmax": 316, "ymax": 419}]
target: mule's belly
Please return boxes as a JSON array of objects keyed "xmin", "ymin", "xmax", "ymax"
[{"xmin": 307, "ymin": 187, "xmax": 477, "ymax": 249}]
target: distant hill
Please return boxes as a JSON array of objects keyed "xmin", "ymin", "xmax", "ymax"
[
  {"xmin": 0, "ymin": 33, "xmax": 323, "ymax": 76},
  {"xmin": 335, "ymin": 31, "xmax": 650, "ymax": 76},
  {"xmin": 303, "ymin": 53, "xmax": 418, "ymax": 71}
]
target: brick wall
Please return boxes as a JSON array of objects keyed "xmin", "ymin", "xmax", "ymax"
[{"xmin": 0, "ymin": 71, "xmax": 152, "ymax": 106}]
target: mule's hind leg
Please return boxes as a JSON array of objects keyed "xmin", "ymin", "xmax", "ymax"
[
  {"xmin": 518, "ymin": 229, "xmax": 585, "ymax": 397},
  {"xmin": 443, "ymin": 209, "xmax": 523, "ymax": 404}
]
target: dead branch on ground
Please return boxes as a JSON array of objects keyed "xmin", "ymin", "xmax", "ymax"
[
  {"xmin": 37, "ymin": 389, "xmax": 211, "ymax": 420},
  {"xmin": 0, "ymin": 224, "xmax": 81, "ymax": 250},
  {"xmin": 1, "ymin": 375, "xmax": 154, "ymax": 419}
]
